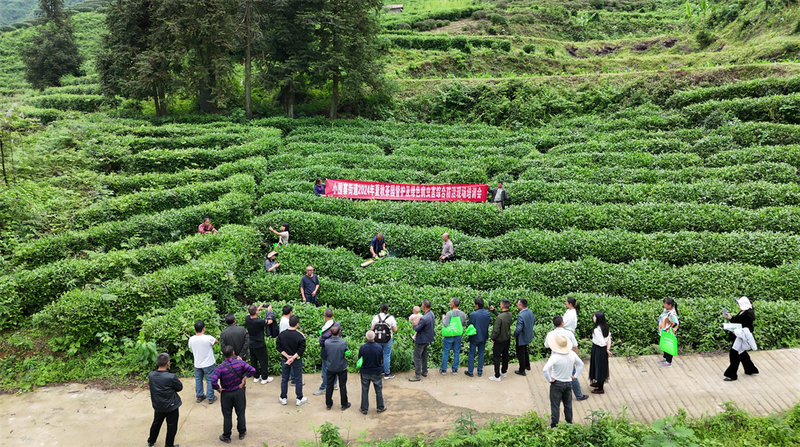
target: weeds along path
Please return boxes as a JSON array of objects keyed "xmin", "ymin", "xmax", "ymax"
[{"xmin": 2, "ymin": 350, "xmax": 799, "ymax": 447}]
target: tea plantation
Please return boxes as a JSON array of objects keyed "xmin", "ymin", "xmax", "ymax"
[{"xmin": 2, "ymin": 87, "xmax": 800, "ymax": 389}]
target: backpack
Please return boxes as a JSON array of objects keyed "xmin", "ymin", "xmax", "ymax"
[{"xmin": 374, "ymin": 314, "xmax": 392, "ymax": 343}]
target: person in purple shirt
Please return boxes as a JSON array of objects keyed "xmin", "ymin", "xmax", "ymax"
[
  {"xmin": 314, "ymin": 178, "xmax": 326, "ymax": 196},
  {"xmin": 211, "ymin": 345, "xmax": 257, "ymax": 444}
]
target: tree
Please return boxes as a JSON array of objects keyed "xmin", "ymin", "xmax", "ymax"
[
  {"xmin": 19, "ymin": 0, "xmax": 83, "ymax": 90},
  {"xmin": 314, "ymin": 0, "xmax": 385, "ymax": 119},
  {"xmin": 97, "ymin": 0, "xmax": 178, "ymax": 117},
  {"xmin": 162, "ymin": 0, "xmax": 240, "ymax": 112},
  {"xmin": 259, "ymin": 0, "xmax": 320, "ymax": 118}
]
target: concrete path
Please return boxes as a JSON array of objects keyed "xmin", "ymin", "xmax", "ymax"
[{"xmin": 2, "ymin": 349, "xmax": 799, "ymax": 447}]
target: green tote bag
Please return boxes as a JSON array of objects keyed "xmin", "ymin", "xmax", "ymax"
[{"xmin": 659, "ymin": 330, "xmax": 678, "ymax": 357}]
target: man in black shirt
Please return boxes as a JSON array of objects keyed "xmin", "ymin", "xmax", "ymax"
[
  {"xmin": 245, "ymin": 304, "xmax": 274, "ymax": 385},
  {"xmin": 220, "ymin": 313, "xmax": 249, "ymax": 362},
  {"xmin": 276, "ymin": 315, "xmax": 308, "ymax": 406},
  {"xmin": 147, "ymin": 353, "xmax": 182, "ymax": 447},
  {"xmin": 300, "ymin": 266, "xmax": 320, "ymax": 305}
]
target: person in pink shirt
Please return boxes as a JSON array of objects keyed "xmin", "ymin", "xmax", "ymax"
[{"xmin": 198, "ymin": 217, "xmax": 218, "ymax": 234}]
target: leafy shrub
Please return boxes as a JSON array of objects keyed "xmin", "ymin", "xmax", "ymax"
[
  {"xmin": 487, "ymin": 13, "xmax": 509, "ymax": 26},
  {"xmin": 13, "ymin": 192, "xmax": 254, "ymax": 267},
  {"xmin": 695, "ymin": 29, "xmax": 716, "ymax": 48},
  {"xmin": 388, "ymin": 35, "xmax": 511, "ymax": 52},
  {"xmin": 684, "ymin": 94, "xmax": 800, "ymax": 126},
  {"xmin": 519, "ymin": 163, "xmax": 799, "ymax": 184},
  {"xmin": 523, "ymin": 43, "xmax": 535, "ymax": 54},
  {"xmin": 471, "ymin": 10, "xmax": 488, "ymax": 20},
  {"xmin": 140, "ymin": 294, "xmax": 221, "ymax": 371},
  {"xmin": 29, "ymin": 94, "xmax": 117, "ymax": 112},
  {"xmin": 545, "ymin": 46, "xmax": 556, "ymax": 56}
]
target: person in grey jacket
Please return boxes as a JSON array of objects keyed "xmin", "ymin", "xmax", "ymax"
[
  {"xmin": 323, "ymin": 326, "xmax": 350, "ymax": 411},
  {"xmin": 147, "ymin": 353, "xmax": 182, "ymax": 447},
  {"xmin": 409, "ymin": 299, "xmax": 435, "ymax": 382},
  {"xmin": 489, "ymin": 300, "xmax": 512, "ymax": 382},
  {"xmin": 513, "ymin": 299, "xmax": 536, "ymax": 376},
  {"xmin": 440, "ymin": 298, "xmax": 467, "ymax": 374}
]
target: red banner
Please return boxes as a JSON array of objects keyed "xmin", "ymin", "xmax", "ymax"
[{"xmin": 324, "ymin": 179, "xmax": 488, "ymax": 202}]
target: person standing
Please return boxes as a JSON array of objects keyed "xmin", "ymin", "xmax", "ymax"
[
  {"xmin": 314, "ymin": 179, "xmax": 326, "ymax": 196},
  {"xmin": 300, "ymin": 266, "xmax": 320, "ymax": 305},
  {"xmin": 488, "ymin": 182, "xmax": 509, "ymax": 210},
  {"xmin": 408, "ymin": 299, "xmax": 435, "ymax": 382},
  {"xmin": 543, "ymin": 334, "xmax": 584, "ymax": 428},
  {"xmin": 589, "ymin": 312, "xmax": 612, "ymax": 394},
  {"xmin": 279, "ymin": 305, "xmax": 293, "ymax": 333},
  {"xmin": 314, "ymin": 309, "xmax": 341, "ymax": 396},
  {"xmin": 563, "ymin": 296, "xmax": 579, "ymax": 334},
  {"xmin": 439, "ymin": 233, "xmax": 455, "ymax": 262},
  {"xmin": 220, "ymin": 313, "xmax": 249, "ymax": 362},
  {"xmin": 211, "ymin": 345, "xmax": 257, "ymax": 443},
  {"xmin": 489, "ymin": 300, "xmax": 512, "ymax": 382},
  {"xmin": 188, "ymin": 320, "xmax": 218, "ymax": 404},
  {"xmin": 198, "ymin": 217, "xmax": 218, "ymax": 234},
  {"xmin": 465, "ymin": 298, "xmax": 491, "ymax": 378},
  {"xmin": 370, "ymin": 233, "xmax": 387, "ymax": 259},
  {"xmin": 513, "ymin": 299, "xmax": 535, "ymax": 376},
  {"xmin": 323, "ymin": 326, "xmax": 350, "ymax": 411},
  {"xmin": 359, "ymin": 330, "xmax": 387, "ymax": 414},
  {"xmin": 264, "ymin": 251, "xmax": 280, "ymax": 274},
  {"xmin": 147, "ymin": 353, "xmax": 182, "ymax": 447},
  {"xmin": 245, "ymin": 304, "xmax": 274, "ymax": 385},
  {"xmin": 545, "ymin": 316, "xmax": 588, "ymax": 401},
  {"xmin": 723, "ymin": 296, "xmax": 759, "ymax": 381},
  {"xmin": 276, "ymin": 315, "xmax": 308, "ymax": 406},
  {"xmin": 440, "ymin": 298, "xmax": 467, "ymax": 375},
  {"xmin": 268, "ymin": 223, "xmax": 289, "ymax": 245},
  {"xmin": 658, "ymin": 298, "xmax": 680, "ymax": 368},
  {"xmin": 371, "ymin": 303, "xmax": 398, "ymax": 379}
]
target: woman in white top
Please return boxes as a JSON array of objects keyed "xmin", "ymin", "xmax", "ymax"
[
  {"xmin": 589, "ymin": 311, "xmax": 611, "ymax": 394},
  {"xmin": 658, "ymin": 298, "xmax": 679, "ymax": 367},
  {"xmin": 269, "ymin": 223, "xmax": 289, "ymax": 245},
  {"xmin": 563, "ymin": 297, "xmax": 579, "ymax": 333}
]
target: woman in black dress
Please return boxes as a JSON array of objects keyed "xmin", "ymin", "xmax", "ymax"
[
  {"xmin": 589, "ymin": 311, "xmax": 612, "ymax": 394},
  {"xmin": 723, "ymin": 296, "xmax": 759, "ymax": 381}
]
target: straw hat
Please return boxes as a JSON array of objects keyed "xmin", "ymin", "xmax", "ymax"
[
  {"xmin": 267, "ymin": 251, "xmax": 278, "ymax": 259},
  {"xmin": 547, "ymin": 332, "xmax": 573, "ymax": 355}
]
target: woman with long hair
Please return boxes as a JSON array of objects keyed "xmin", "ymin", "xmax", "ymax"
[
  {"xmin": 314, "ymin": 178, "xmax": 326, "ymax": 196},
  {"xmin": 589, "ymin": 311, "xmax": 611, "ymax": 394},
  {"xmin": 563, "ymin": 296, "xmax": 580, "ymax": 334},
  {"xmin": 723, "ymin": 296, "xmax": 759, "ymax": 381},
  {"xmin": 658, "ymin": 298, "xmax": 679, "ymax": 368}
]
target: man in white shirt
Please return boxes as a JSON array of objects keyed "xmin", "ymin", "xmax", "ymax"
[
  {"xmin": 279, "ymin": 305, "xmax": 293, "ymax": 333},
  {"xmin": 543, "ymin": 333, "xmax": 584, "ymax": 428},
  {"xmin": 371, "ymin": 303, "xmax": 398, "ymax": 379},
  {"xmin": 188, "ymin": 320, "xmax": 218, "ymax": 404},
  {"xmin": 545, "ymin": 316, "xmax": 588, "ymax": 402}
]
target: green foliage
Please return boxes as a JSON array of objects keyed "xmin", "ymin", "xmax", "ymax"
[
  {"xmin": 140, "ymin": 294, "xmax": 220, "ymax": 371},
  {"xmin": 19, "ymin": 17, "xmax": 83, "ymax": 90},
  {"xmin": 28, "ymin": 93, "xmax": 115, "ymax": 112},
  {"xmin": 133, "ymin": 331, "xmax": 158, "ymax": 369},
  {"xmin": 387, "ymin": 35, "xmax": 512, "ymax": 52},
  {"xmin": 523, "ymin": 43, "xmax": 535, "ymax": 54}
]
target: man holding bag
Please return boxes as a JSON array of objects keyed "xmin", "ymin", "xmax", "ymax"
[{"xmin": 440, "ymin": 298, "xmax": 467, "ymax": 375}]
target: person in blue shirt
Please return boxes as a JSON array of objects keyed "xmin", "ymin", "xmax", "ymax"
[
  {"xmin": 370, "ymin": 233, "xmax": 387, "ymax": 259},
  {"xmin": 314, "ymin": 179, "xmax": 326, "ymax": 196},
  {"xmin": 359, "ymin": 331, "xmax": 387, "ymax": 414},
  {"xmin": 465, "ymin": 298, "xmax": 492, "ymax": 378},
  {"xmin": 513, "ymin": 299, "xmax": 536, "ymax": 376},
  {"xmin": 409, "ymin": 300, "xmax": 435, "ymax": 382}
]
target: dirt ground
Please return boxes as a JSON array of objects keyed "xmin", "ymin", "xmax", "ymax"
[{"xmin": 2, "ymin": 349, "xmax": 799, "ymax": 447}]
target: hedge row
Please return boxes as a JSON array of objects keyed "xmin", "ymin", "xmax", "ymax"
[
  {"xmin": 505, "ymin": 180, "xmax": 800, "ymax": 208},
  {"xmin": 0, "ymin": 225, "xmax": 258, "ymax": 327},
  {"xmin": 526, "ymin": 151, "xmax": 704, "ymax": 170},
  {"xmin": 102, "ymin": 121, "xmax": 252, "ymax": 138},
  {"xmin": 252, "ymin": 210, "xmax": 800, "ymax": 267},
  {"xmin": 258, "ymin": 244, "xmax": 800, "ymax": 303},
  {"xmin": 666, "ymin": 75, "xmax": 800, "ymax": 109},
  {"xmin": 29, "ymin": 94, "xmax": 117, "ymax": 112},
  {"xmin": 707, "ymin": 145, "xmax": 800, "ymax": 169},
  {"xmin": 42, "ymin": 84, "xmax": 102, "ymax": 95},
  {"xmin": 714, "ymin": 121, "xmax": 800, "ymax": 147},
  {"xmin": 684, "ymin": 93, "xmax": 800, "ymax": 126},
  {"xmin": 266, "ymin": 165, "xmax": 490, "ymax": 186},
  {"xmin": 124, "ymin": 131, "xmax": 259, "ymax": 153},
  {"xmin": 100, "ymin": 157, "xmax": 269, "ymax": 195},
  {"xmin": 76, "ymin": 174, "xmax": 256, "ymax": 226},
  {"xmin": 33, "ymin": 250, "xmax": 253, "ymax": 346},
  {"xmin": 387, "ymin": 35, "xmax": 512, "ymax": 52},
  {"xmin": 13, "ymin": 192, "xmax": 254, "ymax": 268},
  {"xmin": 281, "ymin": 142, "xmax": 385, "ymax": 157},
  {"xmin": 256, "ymin": 192, "xmax": 800, "ymax": 236},
  {"xmin": 519, "ymin": 163, "xmax": 799, "ymax": 184},
  {"xmin": 243, "ymin": 273, "xmax": 800, "ymax": 356},
  {"xmin": 391, "ymin": 142, "xmax": 533, "ymax": 159},
  {"xmin": 101, "ymin": 138, "xmax": 278, "ymax": 174}
]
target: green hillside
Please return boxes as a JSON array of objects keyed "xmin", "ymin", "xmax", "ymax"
[{"xmin": 1, "ymin": 0, "xmax": 800, "ymax": 406}]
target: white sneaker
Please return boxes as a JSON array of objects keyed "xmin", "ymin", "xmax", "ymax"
[
  {"xmin": 279, "ymin": 397, "xmax": 287, "ymax": 405},
  {"xmin": 501, "ymin": 372, "xmax": 507, "ymax": 378},
  {"xmin": 489, "ymin": 376, "xmax": 501, "ymax": 382},
  {"xmin": 296, "ymin": 397, "xmax": 308, "ymax": 406},
  {"xmin": 334, "ymin": 385, "xmax": 339, "ymax": 390},
  {"xmin": 261, "ymin": 377, "xmax": 274, "ymax": 384},
  {"xmin": 254, "ymin": 376, "xmax": 261, "ymax": 383}
]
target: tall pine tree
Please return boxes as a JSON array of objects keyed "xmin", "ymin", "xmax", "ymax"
[{"xmin": 19, "ymin": 0, "xmax": 83, "ymax": 90}]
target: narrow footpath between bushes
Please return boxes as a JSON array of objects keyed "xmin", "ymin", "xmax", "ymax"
[{"xmin": 2, "ymin": 349, "xmax": 799, "ymax": 447}]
